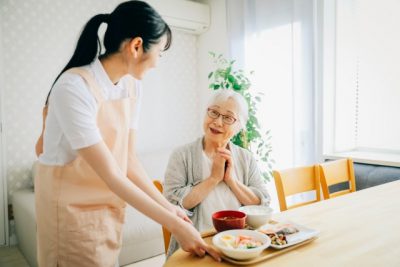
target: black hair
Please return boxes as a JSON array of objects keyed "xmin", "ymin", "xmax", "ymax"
[{"xmin": 45, "ymin": 0, "xmax": 171, "ymax": 104}]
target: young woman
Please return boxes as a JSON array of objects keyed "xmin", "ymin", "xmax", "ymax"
[{"xmin": 34, "ymin": 1, "xmax": 219, "ymax": 266}]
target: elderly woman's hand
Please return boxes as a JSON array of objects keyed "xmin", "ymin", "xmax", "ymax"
[
  {"xmin": 210, "ymin": 154, "xmax": 226, "ymax": 183},
  {"xmin": 217, "ymin": 148, "xmax": 235, "ymax": 186}
]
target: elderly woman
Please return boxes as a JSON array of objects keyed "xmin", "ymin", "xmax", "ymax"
[{"xmin": 163, "ymin": 89, "xmax": 270, "ymax": 256}]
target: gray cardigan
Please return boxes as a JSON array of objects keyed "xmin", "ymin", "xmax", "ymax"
[{"xmin": 163, "ymin": 137, "xmax": 270, "ymax": 257}]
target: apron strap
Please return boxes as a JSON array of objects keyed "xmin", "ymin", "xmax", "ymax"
[
  {"xmin": 124, "ymin": 76, "xmax": 137, "ymax": 120},
  {"xmin": 67, "ymin": 67, "xmax": 105, "ymax": 103},
  {"xmin": 125, "ymin": 75, "xmax": 136, "ymax": 99}
]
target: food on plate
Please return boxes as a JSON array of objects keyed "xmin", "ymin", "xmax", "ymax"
[
  {"xmin": 259, "ymin": 231, "xmax": 287, "ymax": 246},
  {"xmin": 277, "ymin": 225, "xmax": 299, "ymax": 235},
  {"xmin": 259, "ymin": 224, "xmax": 299, "ymax": 246},
  {"xmin": 220, "ymin": 234, "xmax": 264, "ymax": 249}
]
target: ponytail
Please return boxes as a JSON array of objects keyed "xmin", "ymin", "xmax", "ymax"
[
  {"xmin": 45, "ymin": 1, "xmax": 171, "ymax": 105},
  {"xmin": 45, "ymin": 14, "xmax": 109, "ymax": 105}
]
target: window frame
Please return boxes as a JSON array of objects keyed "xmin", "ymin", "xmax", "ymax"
[{"xmin": 317, "ymin": 0, "xmax": 400, "ymax": 167}]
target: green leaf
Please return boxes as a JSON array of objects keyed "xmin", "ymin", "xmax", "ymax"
[
  {"xmin": 208, "ymin": 72, "xmax": 213, "ymax": 79},
  {"xmin": 233, "ymin": 83, "xmax": 241, "ymax": 90},
  {"xmin": 227, "ymin": 74, "xmax": 235, "ymax": 83},
  {"xmin": 213, "ymin": 84, "xmax": 220, "ymax": 90}
]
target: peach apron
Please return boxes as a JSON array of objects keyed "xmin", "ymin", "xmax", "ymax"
[{"xmin": 35, "ymin": 67, "xmax": 136, "ymax": 267}]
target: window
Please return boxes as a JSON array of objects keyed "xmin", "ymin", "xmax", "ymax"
[
  {"xmin": 237, "ymin": 0, "xmax": 316, "ymax": 169},
  {"xmin": 322, "ymin": 0, "xmax": 400, "ymax": 166}
]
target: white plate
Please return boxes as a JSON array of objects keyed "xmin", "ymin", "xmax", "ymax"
[{"xmin": 258, "ymin": 221, "xmax": 319, "ymax": 249}]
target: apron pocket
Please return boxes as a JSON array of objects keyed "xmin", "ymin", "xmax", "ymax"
[{"xmin": 64, "ymin": 207, "xmax": 123, "ymax": 267}]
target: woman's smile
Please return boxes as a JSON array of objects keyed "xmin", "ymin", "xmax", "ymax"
[{"xmin": 210, "ymin": 127, "xmax": 223, "ymax": 134}]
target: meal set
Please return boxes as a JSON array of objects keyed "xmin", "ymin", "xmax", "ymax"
[{"xmin": 211, "ymin": 205, "xmax": 319, "ymax": 262}]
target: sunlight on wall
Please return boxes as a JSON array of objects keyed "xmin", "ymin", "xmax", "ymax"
[{"xmin": 245, "ymin": 23, "xmax": 299, "ymax": 170}]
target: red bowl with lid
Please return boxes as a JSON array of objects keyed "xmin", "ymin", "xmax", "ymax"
[{"xmin": 212, "ymin": 210, "xmax": 247, "ymax": 232}]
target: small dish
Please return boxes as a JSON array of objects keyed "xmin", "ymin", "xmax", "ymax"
[{"xmin": 212, "ymin": 229, "xmax": 271, "ymax": 260}]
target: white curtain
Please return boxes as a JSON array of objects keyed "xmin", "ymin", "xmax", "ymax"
[{"xmin": 227, "ymin": 0, "xmax": 316, "ymax": 170}]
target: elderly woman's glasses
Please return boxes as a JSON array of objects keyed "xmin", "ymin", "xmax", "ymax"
[{"xmin": 207, "ymin": 108, "xmax": 237, "ymax": 125}]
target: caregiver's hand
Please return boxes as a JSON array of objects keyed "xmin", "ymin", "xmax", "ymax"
[
  {"xmin": 172, "ymin": 220, "xmax": 221, "ymax": 261},
  {"xmin": 169, "ymin": 204, "xmax": 192, "ymax": 224}
]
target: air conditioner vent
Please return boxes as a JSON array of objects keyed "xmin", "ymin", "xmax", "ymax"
[{"xmin": 146, "ymin": 0, "xmax": 210, "ymax": 35}]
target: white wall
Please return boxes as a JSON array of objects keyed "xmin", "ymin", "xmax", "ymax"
[
  {"xmin": 135, "ymin": 31, "xmax": 201, "ymax": 179},
  {"xmin": 196, "ymin": 0, "xmax": 229, "ymax": 116}
]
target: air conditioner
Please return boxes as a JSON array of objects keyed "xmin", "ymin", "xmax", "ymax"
[{"xmin": 145, "ymin": 0, "xmax": 210, "ymax": 35}]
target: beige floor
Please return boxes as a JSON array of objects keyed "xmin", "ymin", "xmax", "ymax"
[
  {"xmin": 0, "ymin": 246, "xmax": 29, "ymax": 267},
  {"xmin": 0, "ymin": 246, "xmax": 165, "ymax": 267}
]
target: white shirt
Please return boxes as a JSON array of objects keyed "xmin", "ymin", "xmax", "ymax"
[
  {"xmin": 199, "ymin": 151, "xmax": 241, "ymax": 232},
  {"xmin": 39, "ymin": 59, "xmax": 142, "ymax": 165}
]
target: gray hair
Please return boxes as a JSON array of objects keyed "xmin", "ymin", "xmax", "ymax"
[{"xmin": 206, "ymin": 90, "xmax": 248, "ymax": 133}]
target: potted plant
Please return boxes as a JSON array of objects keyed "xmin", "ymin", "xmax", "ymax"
[{"xmin": 208, "ymin": 52, "xmax": 274, "ymax": 180}]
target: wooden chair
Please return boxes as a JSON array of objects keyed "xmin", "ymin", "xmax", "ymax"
[
  {"xmin": 273, "ymin": 165, "xmax": 321, "ymax": 211},
  {"xmin": 153, "ymin": 180, "xmax": 172, "ymax": 254},
  {"xmin": 318, "ymin": 158, "xmax": 356, "ymax": 199}
]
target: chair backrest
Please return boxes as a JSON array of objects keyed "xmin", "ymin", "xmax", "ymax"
[
  {"xmin": 152, "ymin": 180, "xmax": 171, "ymax": 254},
  {"xmin": 273, "ymin": 165, "xmax": 321, "ymax": 211},
  {"xmin": 318, "ymin": 158, "xmax": 356, "ymax": 199}
]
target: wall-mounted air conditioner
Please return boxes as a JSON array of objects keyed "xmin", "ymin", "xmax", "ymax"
[{"xmin": 146, "ymin": 0, "xmax": 210, "ymax": 35}]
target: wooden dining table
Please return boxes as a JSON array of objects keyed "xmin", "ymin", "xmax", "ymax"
[{"xmin": 164, "ymin": 180, "xmax": 400, "ymax": 267}]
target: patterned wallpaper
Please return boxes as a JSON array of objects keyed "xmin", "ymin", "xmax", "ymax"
[{"xmin": 0, "ymin": 0, "xmax": 201, "ymax": 199}]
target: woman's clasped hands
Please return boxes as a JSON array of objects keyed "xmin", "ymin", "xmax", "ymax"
[{"xmin": 209, "ymin": 146, "xmax": 236, "ymax": 187}]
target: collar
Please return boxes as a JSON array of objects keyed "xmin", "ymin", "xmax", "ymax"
[{"xmin": 91, "ymin": 58, "xmax": 122, "ymax": 92}]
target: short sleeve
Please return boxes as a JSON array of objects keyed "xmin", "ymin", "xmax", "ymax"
[{"xmin": 50, "ymin": 73, "xmax": 102, "ymax": 150}]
